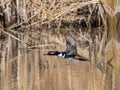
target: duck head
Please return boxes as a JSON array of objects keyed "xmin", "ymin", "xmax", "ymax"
[{"xmin": 47, "ymin": 51, "xmax": 60, "ymax": 55}]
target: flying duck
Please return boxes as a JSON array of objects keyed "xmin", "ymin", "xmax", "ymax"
[{"xmin": 46, "ymin": 35, "xmax": 90, "ymax": 61}]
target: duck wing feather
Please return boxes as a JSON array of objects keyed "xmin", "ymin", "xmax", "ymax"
[{"xmin": 65, "ymin": 35, "xmax": 77, "ymax": 55}]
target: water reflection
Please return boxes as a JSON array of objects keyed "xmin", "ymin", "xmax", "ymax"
[{"xmin": 0, "ymin": 48, "xmax": 90, "ymax": 90}]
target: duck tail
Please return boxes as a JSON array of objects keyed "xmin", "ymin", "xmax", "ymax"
[
  {"xmin": 75, "ymin": 55, "xmax": 90, "ymax": 61},
  {"xmin": 78, "ymin": 56, "xmax": 90, "ymax": 61}
]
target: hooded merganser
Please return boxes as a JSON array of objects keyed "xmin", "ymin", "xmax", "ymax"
[{"xmin": 46, "ymin": 35, "xmax": 90, "ymax": 61}]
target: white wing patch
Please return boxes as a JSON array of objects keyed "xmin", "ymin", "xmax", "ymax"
[{"xmin": 63, "ymin": 54, "xmax": 66, "ymax": 58}]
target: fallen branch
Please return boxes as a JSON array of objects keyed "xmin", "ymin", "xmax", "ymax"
[
  {"xmin": 0, "ymin": 28, "xmax": 30, "ymax": 45},
  {"xmin": 28, "ymin": 44, "xmax": 55, "ymax": 49}
]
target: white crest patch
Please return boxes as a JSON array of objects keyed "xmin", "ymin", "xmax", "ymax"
[{"xmin": 58, "ymin": 53, "xmax": 63, "ymax": 57}]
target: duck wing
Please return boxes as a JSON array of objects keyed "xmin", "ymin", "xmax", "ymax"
[{"xmin": 65, "ymin": 35, "xmax": 77, "ymax": 55}]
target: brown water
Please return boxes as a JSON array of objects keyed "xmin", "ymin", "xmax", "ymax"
[
  {"xmin": 0, "ymin": 39, "xmax": 120, "ymax": 90},
  {"xmin": 0, "ymin": 48, "xmax": 90, "ymax": 90}
]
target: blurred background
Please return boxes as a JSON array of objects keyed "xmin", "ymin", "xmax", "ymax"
[{"xmin": 0, "ymin": 0, "xmax": 120, "ymax": 90}]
